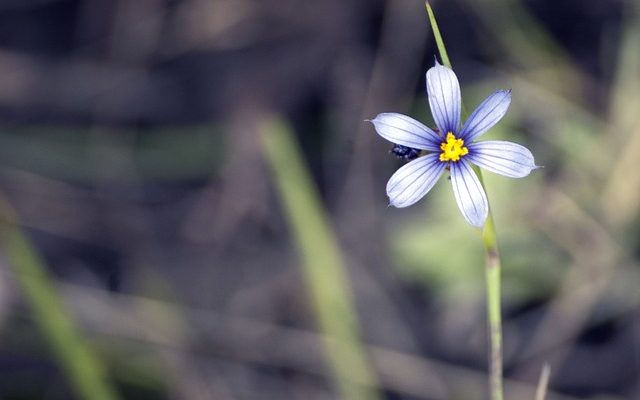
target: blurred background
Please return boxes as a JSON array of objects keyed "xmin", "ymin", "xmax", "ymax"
[{"xmin": 0, "ymin": 0, "xmax": 639, "ymax": 399}]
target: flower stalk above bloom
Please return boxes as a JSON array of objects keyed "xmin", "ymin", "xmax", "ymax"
[{"xmin": 370, "ymin": 61, "xmax": 538, "ymax": 227}]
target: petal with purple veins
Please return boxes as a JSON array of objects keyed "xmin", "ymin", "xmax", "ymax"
[
  {"xmin": 459, "ymin": 90, "xmax": 511, "ymax": 142},
  {"xmin": 450, "ymin": 159, "xmax": 488, "ymax": 227},
  {"xmin": 386, "ymin": 154, "xmax": 445, "ymax": 208},
  {"xmin": 371, "ymin": 113, "xmax": 441, "ymax": 151},
  {"xmin": 426, "ymin": 62, "xmax": 461, "ymax": 134},
  {"xmin": 467, "ymin": 140, "xmax": 538, "ymax": 178}
]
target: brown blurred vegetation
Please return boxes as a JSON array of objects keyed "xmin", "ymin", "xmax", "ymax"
[{"xmin": 0, "ymin": 0, "xmax": 639, "ymax": 399}]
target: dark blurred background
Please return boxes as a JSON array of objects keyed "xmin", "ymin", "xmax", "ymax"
[{"xmin": 0, "ymin": 0, "xmax": 639, "ymax": 399}]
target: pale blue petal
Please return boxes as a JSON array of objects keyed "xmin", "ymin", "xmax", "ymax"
[
  {"xmin": 467, "ymin": 140, "xmax": 538, "ymax": 178},
  {"xmin": 371, "ymin": 113, "xmax": 440, "ymax": 151},
  {"xmin": 459, "ymin": 90, "xmax": 511, "ymax": 142},
  {"xmin": 450, "ymin": 159, "xmax": 488, "ymax": 227},
  {"xmin": 386, "ymin": 154, "xmax": 445, "ymax": 208},
  {"xmin": 426, "ymin": 62, "xmax": 461, "ymax": 134}
]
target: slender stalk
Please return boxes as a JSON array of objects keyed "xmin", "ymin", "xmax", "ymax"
[
  {"xmin": 535, "ymin": 364, "xmax": 551, "ymax": 400},
  {"xmin": 0, "ymin": 195, "xmax": 120, "ymax": 400},
  {"xmin": 481, "ymin": 204, "xmax": 504, "ymax": 400},
  {"xmin": 261, "ymin": 117, "xmax": 381, "ymax": 400},
  {"xmin": 426, "ymin": 3, "xmax": 504, "ymax": 399},
  {"xmin": 425, "ymin": 2, "xmax": 452, "ymax": 68}
]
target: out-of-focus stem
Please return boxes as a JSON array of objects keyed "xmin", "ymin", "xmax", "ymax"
[
  {"xmin": 535, "ymin": 364, "xmax": 551, "ymax": 400},
  {"xmin": 261, "ymin": 116, "xmax": 381, "ymax": 400},
  {"xmin": 0, "ymin": 196, "xmax": 120, "ymax": 400}
]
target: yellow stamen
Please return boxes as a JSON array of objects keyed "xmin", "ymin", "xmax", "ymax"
[{"xmin": 439, "ymin": 132, "xmax": 469, "ymax": 162}]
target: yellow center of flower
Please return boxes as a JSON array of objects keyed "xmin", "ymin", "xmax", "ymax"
[{"xmin": 439, "ymin": 132, "xmax": 469, "ymax": 162}]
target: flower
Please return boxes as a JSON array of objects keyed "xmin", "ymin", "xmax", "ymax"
[{"xmin": 370, "ymin": 61, "xmax": 538, "ymax": 227}]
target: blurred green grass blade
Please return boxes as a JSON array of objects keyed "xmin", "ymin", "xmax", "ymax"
[
  {"xmin": 0, "ymin": 125, "xmax": 224, "ymax": 182},
  {"xmin": 463, "ymin": 0, "xmax": 585, "ymax": 99},
  {"xmin": 600, "ymin": 18, "xmax": 640, "ymax": 225},
  {"xmin": 261, "ymin": 117, "xmax": 381, "ymax": 400},
  {"xmin": 0, "ymin": 196, "xmax": 120, "ymax": 400}
]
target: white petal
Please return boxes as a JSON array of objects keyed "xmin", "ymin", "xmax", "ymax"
[
  {"xmin": 450, "ymin": 159, "xmax": 488, "ymax": 227},
  {"xmin": 467, "ymin": 140, "xmax": 538, "ymax": 178},
  {"xmin": 460, "ymin": 90, "xmax": 512, "ymax": 141},
  {"xmin": 371, "ymin": 113, "xmax": 440, "ymax": 151},
  {"xmin": 426, "ymin": 61, "xmax": 461, "ymax": 134},
  {"xmin": 386, "ymin": 154, "xmax": 445, "ymax": 208}
]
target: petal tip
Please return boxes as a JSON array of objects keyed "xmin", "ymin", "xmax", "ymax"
[
  {"xmin": 426, "ymin": 60, "xmax": 461, "ymax": 134},
  {"xmin": 386, "ymin": 195, "xmax": 408, "ymax": 209},
  {"xmin": 368, "ymin": 115, "xmax": 385, "ymax": 128},
  {"xmin": 463, "ymin": 200, "xmax": 489, "ymax": 228},
  {"xmin": 470, "ymin": 216, "xmax": 487, "ymax": 228},
  {"xmin": 450, "ymin": 161, "xmax": 489, "ymax": 228},
  {"xmin": 466, "ymin": 207, "xmax": 489, "ymax": 228},
  {"xmin": 493, "ymin": 89, "xmax": 512, "ymax": 100}
]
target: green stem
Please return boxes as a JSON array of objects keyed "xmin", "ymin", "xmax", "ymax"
[
  {"xmin": 426, "ymin": 3, "xmax": 504, "ymax": 399},
  {"xmin": 0, "ymin": 196, "xmax": 120, "ymax": 400},
  {"xmin": 481, "ymin": 199, "xmax": 504, "ymax": 400},
  {"xmin": 425, "ymin": 2, "xmax": 452, "ymax": 68},
  {"xmin": 261, "ymin": 117, "xmax": 381, "ymax": 400}
]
